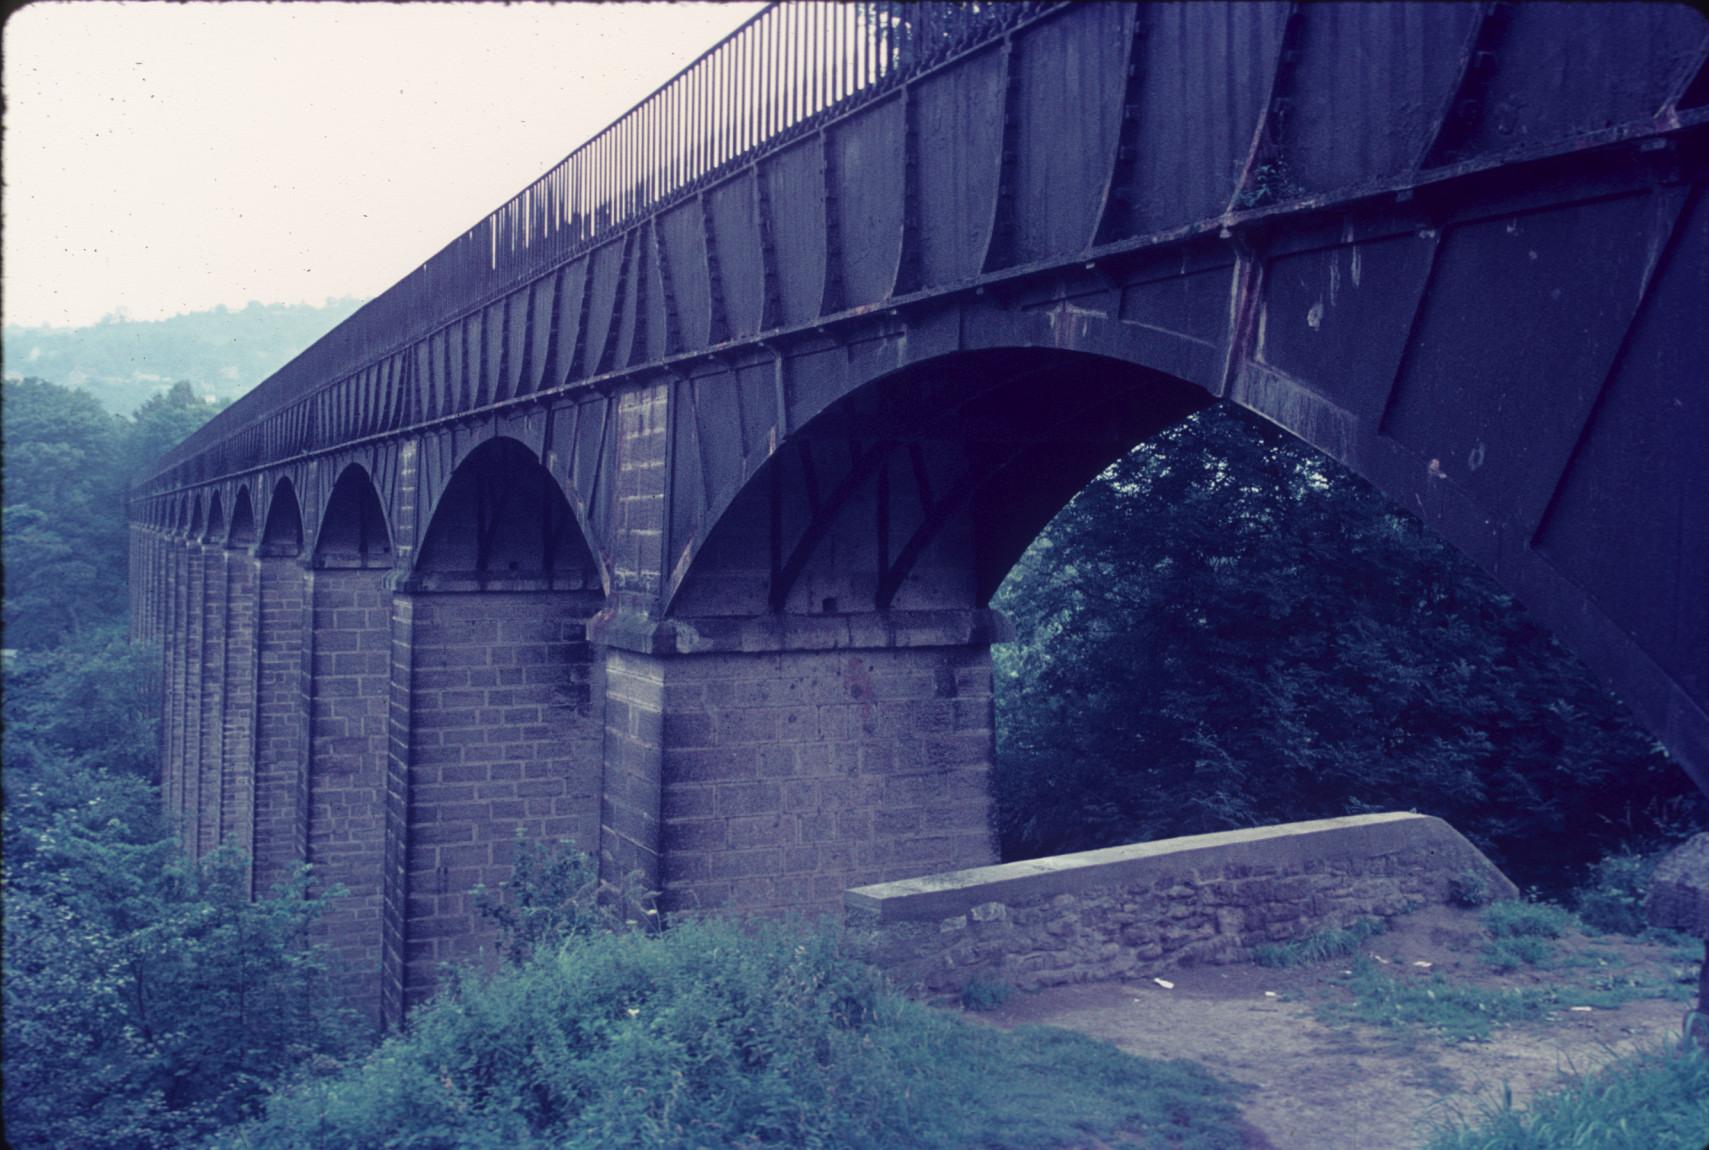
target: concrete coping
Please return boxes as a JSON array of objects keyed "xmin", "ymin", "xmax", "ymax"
[{"xmin": 845, "ymin": 812, "xmax": 1510, "ymax": 923}]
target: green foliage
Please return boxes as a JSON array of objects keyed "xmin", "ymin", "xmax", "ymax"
[
  {"xmin": 959, "ymin": 974, "xmax": 1014, "ymax": 1012},
  {"xmin": 2, "ymin": 602, "xmax": 357, "ymax": 1147},
  {"xmin": 3, "ymin": 378, "xmax": 128, "ymax": 646},
  {"xmin": 1481, "ymin": 934, "xmax": 1558, "ymax": 974},
  {"xmin": 992, "ymin": 406, "xmax": 1704, "ymax": 895},
  {"xmin": 472, "ymin": 835, "xmax": 611, "ymax": 966},
  {"xmin": 1319, "ymin": 959, "xmax": 1684, "ymax": 1045},
  {"xmin": 231, "ymin": 916, "xmax": 1246, "ymax": 1150},
  {"xmin": 121, "ymin": 379, "xmax": 231, "ymax": 485},
  {"xmin": 1573, "ymin": 849, "xmax": 1672, "ymax": 936},
  {"xmin": 1483, "ymin": 900, "xmax": 1573, "ymax": 940},
  {"xmin": 1449, "ymin": 870, "xmax": 1494, "ymax": 909},
  {"xmin": 1253, "ymin": 917, "xmax": 1387, "ymax": 969},
  {"xmin": 2, "ymin": 376, "xmax": 223, "ymax": 648},
  {"xmin": 1323, "ymin": 961, "xmax": 1553, "ymax": 1043},
  {"xmin": 4, "ymin": 848, "xmax": 357, "ymax": 1148},
  {"xmin": 3, "ymin": 623, "xmax": 161, "ymax": 780},
  {"xmin": 1424, "ymin": 1037, "xmax": 1709, "ymax": 1150}
]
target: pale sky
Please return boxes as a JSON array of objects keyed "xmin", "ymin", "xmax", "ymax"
[{"xmin": 2, "ymin": 1, "xmax": 766, "ymax": 330}]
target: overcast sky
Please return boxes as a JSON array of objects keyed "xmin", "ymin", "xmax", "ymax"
[{"xmin": 3, "ymin": 1, "xmax": 765, "ymax": 329}]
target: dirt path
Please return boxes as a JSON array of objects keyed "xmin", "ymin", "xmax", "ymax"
[{"xmin": 972, "ymin": 906, "xmax": 1698, "ymax": 1150}]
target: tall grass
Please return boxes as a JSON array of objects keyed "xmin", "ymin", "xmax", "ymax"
[
  {"xmin": 1253, "ymin": 917, "xmax": 1387, "ymax": 968},
  {"xmin": 224, "ymin": 918, "xmax": 1249, "ymax": 1149},
  {"xmin": 1425, "ymin": 1034, "xmax": 1709, "ymax": 1149}
]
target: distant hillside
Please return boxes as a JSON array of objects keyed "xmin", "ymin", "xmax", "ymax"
[{"xmin": 3, "ymin": 298, "xmax": 366, "ymax": 417}]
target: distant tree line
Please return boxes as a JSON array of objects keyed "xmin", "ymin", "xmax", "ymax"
[
  {"xmin": 3, "ymin": 378, "xmax": 220, "ymax": 648},
  {"xmin": 2, "ymin": 297, "xmax": 364, "ymax": 415}
]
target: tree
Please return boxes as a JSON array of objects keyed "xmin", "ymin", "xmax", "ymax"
[
  {"xmin": 2, "ymin": 379, "xmax": 128, "ymax": 645},
  {"xmin": 992, "ymin": 406, "xmax": 1702, "ymax": 894},
  {"xmin": 121, "ymin": 380, "xmax": 226, "ymax": 488},
  {"xmin": 1, "ymin": 377, "xmax": 222, "ymax": 647},
  {"xmin": 2, "ymin": 633, "xmax": 358, "ymax": 1149}
]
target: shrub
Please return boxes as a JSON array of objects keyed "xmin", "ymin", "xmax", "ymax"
[
  {"xmin": 960, "ymin": 975, "xmax": 1014, "ymax": 1012},
  {"xmin": 1573, "ymin": 849, "xmax": 1664, "ymax": 936},
  {"xmin": 230, "ymin": 918, "xmax": 1249, "ymax": 1150},
  {"xmin": 1448, "ymin": 869, "xmax": 1493, "ymax": 908},
  {"xmin": 471, "ymin": 834, "xmax": 608, "ymax": 965}
]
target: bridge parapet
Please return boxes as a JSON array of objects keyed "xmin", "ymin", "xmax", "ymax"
[
  {"xmin": 139, "ymin": 2, "xmax": 1048, "ymax": 496},
  {"xmin": 845, "ymin": 813, "xmax": 1517, "ymax": 995}
]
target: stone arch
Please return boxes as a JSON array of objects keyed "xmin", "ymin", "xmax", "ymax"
[
  {"xmin": 203, "ymin": 490, "xmax": 226, "ymax": 544},
  {"xmin": 260, "ymin": 477, "xmax": 304, "ymax": 556},
  {"xmin": 411, "ymin": 436, "xmax": 600, "ymax": 591},
  {"xmin": 187, "ymin": 493, "xmax": 205, "ymax": 540},
  {"xmin": 228, "ymin": 484, "xmax": 257, "ymax": 547},
  {"xmin": 312, "ymin": 465, "xmax": 392, "ymax": 569}
]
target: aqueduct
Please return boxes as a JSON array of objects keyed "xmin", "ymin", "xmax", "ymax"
[{"xmin": 130, "ymin": 2, "xmax": 1709, "ymax": 1025}]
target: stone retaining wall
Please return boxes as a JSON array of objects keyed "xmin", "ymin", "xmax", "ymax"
[{"xmin": 843, "ymin": 813, "xmax": 1516, "ymax": 995}]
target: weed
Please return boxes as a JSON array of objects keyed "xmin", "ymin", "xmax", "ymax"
[
  {"xmin": 1482, "ymin": 933, "xmax": 1558, "ymax": 973},
  {"xmin": 960, "ymin": 974, "xmax": 1013, "ymax": 1012},
  {"xmin": 230, "ymin": 917, "xmax": 1251, "ymax": 1149},
  {"xmin": 1483, "ymin": 899, "xmax": 1574, "ymax": 940},
  {"xmin": 1424, "ymin": 1036, "xmax": 1709, "ymax": 1149},
  {"xmin": 1320, "ymin": 960, "xmax": 1551, "ymax": 1042},
  {"xmin": 1254, "ymin": 917, "xmax": 1386, "ymax": 968},
  {"xmin": 1319, "ymin": 960, "xmax": 1687, "ymax": 1044},
  {"xmin": 1235, "ymin": 159, "xmax": 1296, "ymax": 209}
]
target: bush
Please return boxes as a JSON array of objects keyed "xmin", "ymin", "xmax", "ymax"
[
  {"xmin": 230, "ymin": 917, "xmax": 1248, "ymax": 1150},
  {"xmin": 1574, "ymin": 849, "xmax": 1665, "ymax": 936},
  {"xmin": 471, "ymin": 834, "xmax": 609, "ymax": 965},
  {"xmin": 960, "ymin": 975, "xmax": 1014, "ymax": 1012},
  {"xmin": 2, "ymin": 845, "xmax": 359, "ymax": 1148},
  {"xmin": 1449, "ymin": 870, "xmax": 1493, "ymax": 908}
]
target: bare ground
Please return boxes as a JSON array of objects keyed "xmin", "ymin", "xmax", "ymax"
[{"xmin": 966, "ymin": 905, "xmax": 1701, "ymax": 1150}]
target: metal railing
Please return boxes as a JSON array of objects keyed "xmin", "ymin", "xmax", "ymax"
[{"xmin": 144, "ymin": 2, "xmax": 1045, "ymax": 492}]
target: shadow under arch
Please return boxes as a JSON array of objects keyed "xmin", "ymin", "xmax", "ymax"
[
  {"xmin": 408, "ymin": 436, "xmax": 600, "ymax": 593},
  {"xmin": 203, "ymin": 490, "xmax": 225, "ymax": 544},
  {"xmin": 667, "ymin": 347, "xmax": 1212, "ymax": 620},
  {"xmin": 313, "ymin": 465, "xmax": 392, "ymax": 569},
  {"xmin": 186, "ymin": 493, "xmax": 205, "ymax": 541},
  {"xmin": 261, "ymin": 477, "xmax": 304, "ymax": 556},
  {"xmin": 228, "ymin": 485, "xmax": 257, "ymax": 547}
]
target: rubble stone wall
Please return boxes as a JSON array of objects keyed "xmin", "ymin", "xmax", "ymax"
[{"xmin": 844, "ymin": 813, "xmax": 1515, "ymax": 995}]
